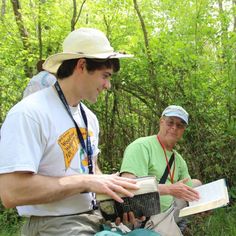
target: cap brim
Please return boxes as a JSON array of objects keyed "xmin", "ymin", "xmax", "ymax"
[
  {"xmin": 163, "ymin": 113, "xmax": 188, "ymax": 124},
  {"xmin": 43, "ymin": 52, "xmax": 133, "ymax": 74}
]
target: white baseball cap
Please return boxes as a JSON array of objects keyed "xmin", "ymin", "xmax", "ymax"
[
  {"xmin": 162, "ymin": 105, "xmax": 189, "ymax": 124},
  {"xmin": 43, "ymin": 28, "xmax": 133, "ymax": 73}
]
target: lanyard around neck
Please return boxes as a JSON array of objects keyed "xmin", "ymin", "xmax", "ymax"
[
  {"xmin": 157, "ymin": 135, "xmax": 175, "ymax": 184},
  {"xmin": 54, "ymin": 81, "xmax": 93, "ymax": 174}
]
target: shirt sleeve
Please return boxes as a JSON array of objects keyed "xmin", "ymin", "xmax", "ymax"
[
  {"xmin": 0, "ymin": 111, "xmax": 45, "ymax": 174},
  {"xmin": 120, "ymin": 142, "xmax": 150, "ymax": 177}
]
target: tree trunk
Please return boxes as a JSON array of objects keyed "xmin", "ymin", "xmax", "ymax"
[
  {"xmin": 11, "ymin": 0, "xmax": 29, "ymax": 49},
  {"xmin": 11, "ymin": 0, "xmax": 31, "ymax": 77}
]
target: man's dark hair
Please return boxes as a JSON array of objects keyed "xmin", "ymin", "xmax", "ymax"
[{"xmin": 57, "ymin": 58, "xmax": 120, "ymax": 79}]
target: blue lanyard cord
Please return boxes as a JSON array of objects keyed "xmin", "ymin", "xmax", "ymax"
[{"xmin": 54, "ymin": 81, "xmax": 93, "ymax": 174}]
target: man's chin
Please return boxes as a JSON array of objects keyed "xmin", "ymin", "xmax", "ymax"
[
  {"xmin": 168, "ymin": 136, "xmax": 178, "ymax": 143},
  {"xmin": 86, "ymin": 97, "xmax": 97, "ymax": 104}
]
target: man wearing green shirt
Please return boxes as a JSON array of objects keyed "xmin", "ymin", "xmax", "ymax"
[{"xmin": 120, "ymin": 105, "xmax": 201, "ymax": 235}]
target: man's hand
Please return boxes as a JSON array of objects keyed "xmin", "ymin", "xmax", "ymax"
[
  {"xmin": 115, "ymin": 212, "xmax": 146, "ymax": 229},
  {"xmin": 84, "ymin": 174, "xmax": 139, "ymax": 203},
  {"xmin": 159, "ymin": 178, "xmax": 200, "ymax": 202}
]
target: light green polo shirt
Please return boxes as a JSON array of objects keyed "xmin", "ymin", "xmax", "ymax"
[{"xmin": 120, "ymin": 135, "xmax": 192, "ymax": 212}]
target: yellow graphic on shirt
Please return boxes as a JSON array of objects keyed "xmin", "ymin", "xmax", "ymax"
[{"xmin": 58, "ymin": 127, "xmax": 93, "ymax": 170}]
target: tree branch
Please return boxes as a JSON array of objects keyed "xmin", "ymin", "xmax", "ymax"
[
  {"xmin": 133, "ymin": 0, "xmax": 160, "ymax": 106},
  {"xmin": 71, "ymin": 0, "xmax": 86, "ymax": 31},
  {"xmin": 1, "ymin": 0, "xmax": 6, "ymax": 19}
]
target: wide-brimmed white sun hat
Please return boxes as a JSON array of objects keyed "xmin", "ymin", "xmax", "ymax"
[
  {"xmin": 162, "ymin": 105, "xmax": 189, "ymax": 124},
  {"xmin": 43, "ymin": 28, "xmax": 133, "ymax": 73}
]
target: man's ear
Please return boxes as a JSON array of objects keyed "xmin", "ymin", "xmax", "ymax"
[
  {"xmin": 76, "ymin": 58, "xmax": 86, "ymax": 73},
  {"xmin": 159, "ymin": 117, "xmax": 164, "ymax": 124}
]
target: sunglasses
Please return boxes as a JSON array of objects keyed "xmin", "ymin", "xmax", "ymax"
[{"xmin": 164, "ymin": 117, "xmax": 187, "ymax": 130}]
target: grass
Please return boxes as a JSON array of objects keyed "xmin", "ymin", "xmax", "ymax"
[
  {"xmin": 0, "ymin": 231, "xmax": 20, "ymax": 236},
  {"xmin": 188, "ymin": 205, "xmax": 236, "ymax": 236},
  {"xmin": 0, "ymin": 208, "xmax": 23, "ymax": 236}
]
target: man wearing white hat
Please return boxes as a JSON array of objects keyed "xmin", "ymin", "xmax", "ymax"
[
  {"xmin": 0, "ymin": 28, "xmax": 139, "ymax": 235},
  {"xmin": 120, "ymin": 105, "xmax": 201, "ymax": 235}
]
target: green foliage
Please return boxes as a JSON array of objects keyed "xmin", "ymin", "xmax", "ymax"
[
  {"xmin": 189, "ymin": 205, "xmax": 236, "ymax": 236},
  {"xmin": 0, "ymin": 203, "xmax": 23, "ymax": 235}
]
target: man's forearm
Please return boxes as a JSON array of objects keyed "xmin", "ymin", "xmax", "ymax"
[{"xmin": 0, "ymin": 172, "xmax": 88, "ymax": 208}]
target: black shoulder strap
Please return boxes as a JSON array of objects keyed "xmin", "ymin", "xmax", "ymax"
[{"xmin": 159, "ymin": 153, "xmax": 175, "ymax": 184}]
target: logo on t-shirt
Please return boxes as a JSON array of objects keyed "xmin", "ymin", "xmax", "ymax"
[
  {"xmin": 58, "ymin": 128, "xmax": 79, "ymax": 169},
  {"xmin": 58, "ymin": 127, "xmax": 94, "ymax": 173}
]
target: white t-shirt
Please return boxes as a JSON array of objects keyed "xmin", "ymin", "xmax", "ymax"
[{"xmin": 0, "ymin": 87, "xmax": 100, "ymax": 217}]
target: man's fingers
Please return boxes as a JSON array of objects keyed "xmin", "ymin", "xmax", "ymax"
[
  {"xmin": 92, "ymin": 175, "xmax": 139, "ymax": 202},
  {"xmin": 101, "ymin": 178, "xmax": 138, "ymax": 203},
  {"xmin": 128, "ymin": 211, "xmax": 136, "ymax": 225},
  {"xmin": 115, "ymin": 217, "xmax": 121, "ymax": 225},
  {"xmin": 113, "ymin": 177, "xmax": 139, "ymax": 190},
  {"xmin": 180, "ymin": 178, "xmax": 190, "ymax": 184},
  {"xmin": 187, "ymin": 187, "xmax": 200, "ymax": 200},
  {"xmin": 183, "ymin": 186, "xmax": 200, "ymax": 201},
  {"xmin": 114, "ymin": 176, "xmax": 138, "ymax": 185},
  {"xmin": 122, "ymin": 212, "xmax": 129, "ymax": 225}
]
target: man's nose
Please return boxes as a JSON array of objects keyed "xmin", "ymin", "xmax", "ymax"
[
  {"xmin": 103, "ymin": 80, "xmax": 111, "ymax": 90},
  {"xmin": 171, "ymin": 124, "xmax": 178, "ymax": 130}
]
